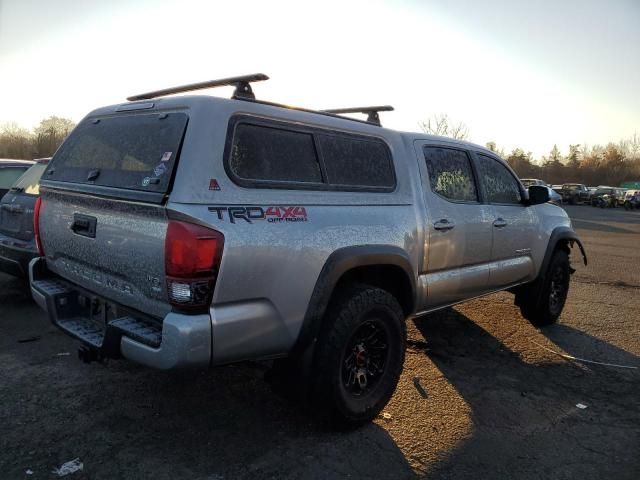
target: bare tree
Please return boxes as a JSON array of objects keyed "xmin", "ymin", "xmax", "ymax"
[
  {"xmin": 0, "ymin": 122, "xmax": 34, "ymax": 159},
  {"xmin": 485, "ymin": 141, "xmax": 505, "ymax": 158},
  {"xmin": 628, "ymin": 132, "xmax": 640, "ymax": 160},
  {"xmin": 34, "ymin": 116, "xmax": 75, "ymax": 157},
  {"xmin": 419, "ymin": 113, "xmax": 469, "ymax": 140}
]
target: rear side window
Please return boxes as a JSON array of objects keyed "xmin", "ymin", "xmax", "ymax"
[
  {"xmin": 226, "ymin": 117, "xmax": 395, "ymax": 191},
  {"xmin": 0, "ymin": 167, "xmax": 29, "ymax": 189},
  {"xmin": 477, "ymin": 154, "xmax": 522, "ymax": 204},
  {"xmin": 229, "ymin": 124, "xmax": 322, "ymax": 184},
  {"xmin": 46, "ymin": 113, "xmax": 188, "ymax": 193},
  {"xmin": 423, "ymin": 147, "xmax": 478, "ymax": 202},
  {"xmin": 10, "ymin": 163, "xmax": 47, "ymax": 195},
  {"xmin": 318, "ymin": 134, "xmax": 394, "ymax": 188}
]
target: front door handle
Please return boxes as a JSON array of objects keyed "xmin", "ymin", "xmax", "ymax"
[
  {"xmin": 493, "ymin": 218, "xmax": 507, "ymax": 228},
  {"xmin": 434, "ymin": 219, "xmax": 455, "ymax": 231}
]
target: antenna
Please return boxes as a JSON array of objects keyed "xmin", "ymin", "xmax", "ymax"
[
  {"xmin": 321, "ymin": 105, "xmax": 394, "ymax": 126},
  {"xmin": 127, "ymin": 73, "xmax": 269, "ymax": 101}
]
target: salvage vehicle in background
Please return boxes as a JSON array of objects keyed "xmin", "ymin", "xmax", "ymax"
[
  {"xmin": 29, "ymin": 73, "xmax": 587, "ymax": 425},
  {"xmin": 590, "ymin": 187, "xmax": 617, "ymax": 207},
  {"xmin": 0, "ymin": 159, "xmax": 34, "ymax": 199},
  {"xmin": 614, "ymin": 188, "xmax": 628, "ymax": 207},
  {"xmin": 623, "ymin": 190, "xmax": 640, "ymax": 210},
  {"xmin": 560, "ymin": 183, "xmax": 590, "ymax": 205},
  {"xmin": 0, "ymin": 158, "xmax": 50, "ymax": 278}
]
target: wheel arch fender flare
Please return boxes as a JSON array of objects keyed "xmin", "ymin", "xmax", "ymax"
[
  {"xmin": 293, "ymin": 245, "xmax": 416, "ymax": 354},
  {"xmin": 540, "ymin": 227, "xmax": 587, "ymax": 280}
]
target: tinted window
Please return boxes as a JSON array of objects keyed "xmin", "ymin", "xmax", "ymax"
[
  {"xmin": 10, "ymin": 163, "xmax": 47, "ymax": 195},
  {"xmin": 318, "ymin": 134, "xmax": 394, "ymax": 188},
  {"xmin": 0, "ymin": 167, "xmax": 29, "ymax": 189},
  {"xmin": 230, "ymin": 124, "xmax": 322, "ymax": 183},
  {"xmin": 423, "ymin": 147, "xmax": 478, "ymax": 202},
  {"xmin": 47, "ymin": 113, "xmax": 188, "ymax": 193},
  {"xmin": 477, "ymin": 154, "xmax": 522, "ymax": 204}
]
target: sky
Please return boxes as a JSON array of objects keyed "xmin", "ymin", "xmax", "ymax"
[{"xmin": 0, "ymin": 0, "xmax": 638, "ymax": 158}]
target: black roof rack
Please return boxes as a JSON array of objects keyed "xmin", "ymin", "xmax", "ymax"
[
  {"xmin": 321, "ymin": 105, "xmax": 394, "ymax": 126},
  {"xmin": 127, "ymin": 73, "xmax": 269, "ymax": 101},
  {"xmin": 127, "ymin": 74, "xmax": 391, "ymax": 127}
]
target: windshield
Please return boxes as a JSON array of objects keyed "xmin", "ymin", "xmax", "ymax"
[
  {"xmin": 10, "ymin": 163, "xmax": 48, "ymax": 195},
  {"xmin": 46, "ymin": 112, "xmax": 188, "ymax": 193},
  {"xmin": 564, "ymin": 184, "xmax": 580, "ymax": 190}
]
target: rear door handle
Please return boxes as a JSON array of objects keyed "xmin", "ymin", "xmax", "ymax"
[
  {"xmin": 493, "ymin": 218, "xmax": 507, "ymax": 228},
  {"xmin": 434, "ymin": 219, "xmax": 455, "ymax": 231}
]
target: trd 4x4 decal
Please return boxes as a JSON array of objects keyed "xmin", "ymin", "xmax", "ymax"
[{"xmin": 208, "ymin": 206, "xmax": 308, "ymax": 224}]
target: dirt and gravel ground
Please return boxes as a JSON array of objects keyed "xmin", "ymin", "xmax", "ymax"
[{"xmin": 1, "ymin": 205, "xmax": 638, "ymax": 479}]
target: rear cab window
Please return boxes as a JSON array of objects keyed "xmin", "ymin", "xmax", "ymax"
[{"xmin": 46, "ymin": 112, "xmax": 188, "ymax": 195}]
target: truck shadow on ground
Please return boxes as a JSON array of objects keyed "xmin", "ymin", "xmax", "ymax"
[
  {"xmin": 411, "ymin": 308, "xmax": 639, "ymax": 480},
  {"xmin": 0, "ymin": 274, "xmax": 416, "ymax": 479}
]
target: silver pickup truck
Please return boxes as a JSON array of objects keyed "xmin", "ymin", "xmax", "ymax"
[{"xmin": 30, "ymin": 74, "xmax": 586, "ymax": 424}]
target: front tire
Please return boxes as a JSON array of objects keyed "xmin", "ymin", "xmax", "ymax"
[
  {"xmin": 516, "ymin": 249, "xmax": 571, "ymax": 326},
  {"xmin": 312, "ymin": 284, "xmax": 406, "ymax": 425}
]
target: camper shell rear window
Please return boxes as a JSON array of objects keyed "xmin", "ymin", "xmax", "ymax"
[{"xmin": 45, "ymin": 112, "xmax": 188, "ymax": 194}]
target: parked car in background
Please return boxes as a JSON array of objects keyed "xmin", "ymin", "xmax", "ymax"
[
  {"xmin": 590, "ymin": 187, "xmax": 617, "ymax": 207},
  {"xmin": 614, "ymin": 188, "xmax": 627, "ymax": 206},
  {"xmin": 560, "ymin": 183, "xmax": 590, "ymax": 204},
  {"xmin": 623, "ymin": 190, "xmax": 640, "ymax": 210},
  {"xmin": 551, "ymin": 185, "xmax": 563, "ymax": 195},
  {"xmin": 0, "ymin": 158, "xmax": 50, "ymax": 278},
  {"xmin": 0, "ymin": 159, "xmax": 35, "ymax": 199},
  {"xmin": 520, "ymin": 178, "xmax": 547, "ymax": 188}
]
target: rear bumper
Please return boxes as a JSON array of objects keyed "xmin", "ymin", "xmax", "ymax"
[
  {"xmin": 29, "ymin": 257, "xmax": 211, "ymax": 370},
  {"xmin": 0, "ymin": 235, "xmax": 37, "ymax": 277}
]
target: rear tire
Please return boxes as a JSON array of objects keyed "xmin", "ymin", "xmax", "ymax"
[
  {"xmin": 311, "ymin": 284, "xmax": 406, "ymax": 425},
  {"xmin": 516, "ymin": 249, "xmax": 571, "ymax": 327}
]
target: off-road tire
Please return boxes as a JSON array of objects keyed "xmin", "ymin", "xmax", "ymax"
[
  {"xmin": 516, "ymin": 249, "xmax": 571, "ymax": 327},
  {"xmin": 311, "ymin": 284, "xmax": 406, "ymax": 425}
]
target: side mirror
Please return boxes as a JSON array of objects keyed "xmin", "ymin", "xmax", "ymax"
[{"xmin": 528, "ymin": 185, "xmax": 550, "ymax": 205}]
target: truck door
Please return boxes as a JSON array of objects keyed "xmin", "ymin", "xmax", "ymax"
[
  {"xmin": 416, "ymin": 143, "xmax": 494, "ymax": 309},
  {"xmin": 473, "ymin": 152, "xmax": 537, "ymax": 289}
]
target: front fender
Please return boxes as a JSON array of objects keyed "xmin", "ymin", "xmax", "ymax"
[{"xmin": 540, "ymin": 227, "xmax": 587, "ymax": 280}]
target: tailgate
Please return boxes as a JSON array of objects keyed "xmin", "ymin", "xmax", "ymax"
[
  {"xmin": 35, "ymin": 110, "xmax": 189, "ymax": 319},
  {"xmin": 40, "ymin": 189, "xmax": 170, "ymax": 319}
]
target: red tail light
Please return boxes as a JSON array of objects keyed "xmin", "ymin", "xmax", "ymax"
[
  {"xmin": 165, "ymin": 220, "xmax": 224, "ymax": 311},
  {"xmin": 34, "ymin": 197, "xmax": 44, "ymax": 256}
]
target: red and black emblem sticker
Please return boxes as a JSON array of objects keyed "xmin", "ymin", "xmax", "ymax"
[{"xmin": 208, "ymin": 206, "xmax": 308, "ymax": 224}]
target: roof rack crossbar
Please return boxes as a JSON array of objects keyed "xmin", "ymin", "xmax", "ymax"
[
  {"xmin": 321, "ymin": 105, "xmax": 394, "ymax": 126},
  {"xmin": 127, "ymin": 73, "xmax": 269, "ymax": 102}
]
